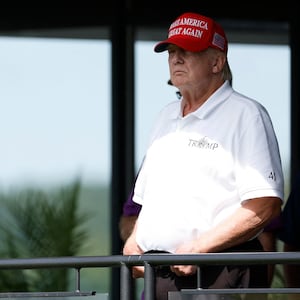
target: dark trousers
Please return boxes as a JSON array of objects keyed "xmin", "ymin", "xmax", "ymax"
[{"xmin": 147, "ymin": 239, "xmax": 268, "ymax": 300}]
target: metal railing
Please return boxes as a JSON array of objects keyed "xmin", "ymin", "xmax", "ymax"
[{"xmin": 0, "ymin": 252, "xmax": 299, "ymax": 299}]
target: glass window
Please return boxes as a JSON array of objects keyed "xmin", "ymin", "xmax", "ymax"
[{"xmin": 0, "ymin": 36, "xmax": 111, "ymax": 294}]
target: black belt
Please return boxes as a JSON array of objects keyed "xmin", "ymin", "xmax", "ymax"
[{"xmin": 145, "ymin": 238, "xmax": 261, "ymax": 256}]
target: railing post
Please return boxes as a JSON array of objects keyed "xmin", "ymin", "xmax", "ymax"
[
  {"xmin": 196, "ymin": 265, "xmax": 201, "ymax": 289},
  {"xmin": 144, "ymin": 262, "xmax": 155, "ymax": 300},
  {"xmin": 120, "ymin": 263, "xmax": 133, "ymax": 300},
  {"xmin": 75, "ymin": 268, "xmax": 81, "ymax": 292}
]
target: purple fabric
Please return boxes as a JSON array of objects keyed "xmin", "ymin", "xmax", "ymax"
[{"xmin": 122, "ymin": 188, "xmax": 142, "ymax": 216}]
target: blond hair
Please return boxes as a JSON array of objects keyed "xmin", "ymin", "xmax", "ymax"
[{"xmin": 222, "ymin": 59, "xmax": 232, "ymax": 86}]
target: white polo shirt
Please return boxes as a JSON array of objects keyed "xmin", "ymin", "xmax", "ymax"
[{"xmin": 133, "ymin": 80, "xmax": 284, "ymax": 253}]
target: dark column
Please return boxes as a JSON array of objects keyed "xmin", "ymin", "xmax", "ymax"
[
  {"xmin": 290, "ymin": 1, "xmax": 300, "ymax": 182},
  {"xmin": 110, "ymin": 0, "xmax": 135, "ymax": 299}
]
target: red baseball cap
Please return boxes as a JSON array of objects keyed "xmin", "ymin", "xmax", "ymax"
[{"xmin": 154, "ymin": 12, "xmax": 228, "ymax": 53}]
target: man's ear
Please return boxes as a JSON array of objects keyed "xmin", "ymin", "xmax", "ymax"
[{"xmin": 212, "ymin": 54, "xmax": 226, "ymax": 74}]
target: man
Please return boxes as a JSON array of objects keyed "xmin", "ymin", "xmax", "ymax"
[{"xmin": 123, "ymin": 12, "xmax": 284, "ymax": 300}]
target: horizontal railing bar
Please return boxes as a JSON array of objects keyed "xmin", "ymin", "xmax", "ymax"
[
  {"xmin": 0, "ymin": 252, "xmax": 299, "ymax": 270},
  {"xmin": 180, "ymin": 288, "xmax": 300, "ymax": 294},
  {"xmin": 0, "ymin": 291, "xmax": 96, "ymax": 298},
  {"xmin": 126, "ymin": 252, "xmax": 300, "ymax": 266}
]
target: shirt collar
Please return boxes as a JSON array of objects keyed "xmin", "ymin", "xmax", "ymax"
[{"xmin": 183, "ymin": 80, "xmax": 233, "ymax": 119}]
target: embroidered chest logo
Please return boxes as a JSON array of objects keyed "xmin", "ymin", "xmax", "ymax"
[
  {"xmin": 188, "ymin": 136, "xmax": 219, "ymax": 150},
  {"xmin": 268, "ymin": 172, "xmax": 277, "ymax": 181}
]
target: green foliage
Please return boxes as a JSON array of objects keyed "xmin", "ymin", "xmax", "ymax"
[{"xmin": 0, "ymin": 179, "xmax": 90, "ymax": 292}]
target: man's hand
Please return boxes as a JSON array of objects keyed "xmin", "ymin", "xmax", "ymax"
[
  {"xmin": 170, "ymin": 264, "xmax": 197, "ymax": 276},
  {"xmin": 123, "ymin": 222, "xmax": 145, "ymax": 278}
]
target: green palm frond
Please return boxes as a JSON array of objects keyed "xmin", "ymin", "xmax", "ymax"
[{"xmin": 0, "ymin": 179, "xmax": 90, "ymax": 292}]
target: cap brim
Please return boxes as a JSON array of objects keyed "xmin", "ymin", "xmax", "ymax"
[
  {"xmin": 154, "ymin": 41, "xmax": 170, "ymax": 52},
  {"xmin": 154, "ymin": 37, "xmax": 209, "ymax": 53}
]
